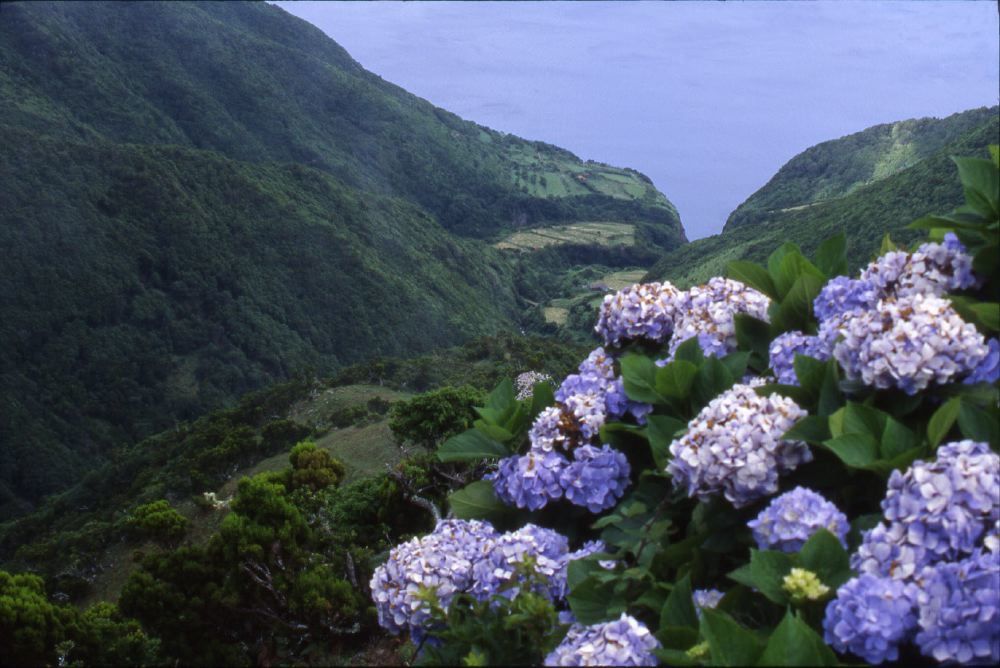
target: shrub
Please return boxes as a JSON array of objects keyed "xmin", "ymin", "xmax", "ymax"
[
  {"xmin": 389, "ymin": 385, "xmax": 487, "ymax": 449},
  {"xmin": 126, "ymin": 500, "xmax": 188, "ymax": 545}
]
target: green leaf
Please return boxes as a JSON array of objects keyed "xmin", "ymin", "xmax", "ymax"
[
  {"xmin": 970, "ymin": 302, "xmax": 1000, "ymax": 332},
  {"xmin": 661, "ymin": 574, "xmax": 699, "ymax": 630},
  {"xmin": 927, "ymin": 397, "xmax": 961, "ymax": 447},
  {"xmin": 567, "ymin": 576, "xmax": 617, "ymax": 625},
  {"xmin": 880, "ymin": 416, "xmax": 919, "ymax": 460},
  {"xmin": 438, "ymin": 428, "xmax": 510, "ymax": 462},
  {"xmin": 756, "ymin": 611, "xmax": 838, "ymax": 666},
  {"xmin": 958, "ymin": 400, "xmax": 1000, "ymax": 444},
  {"xmin": 798, "ymin": 530, "xmax": 852, "ymax": 590},
  {"xmin": 973, "ymin": 246, "xmax": 999, "ymax": 283},
  {"xmin": 448, "ymin": 481, "xmax": 506, "ymax": 521},
  {"xmin": 767, "ymin": 242, "xmax": 803, "ymax": 297},
  {"xmin": 692, "ymin": 356, "xmax": 736, "ymax": 409},
  {"xmin": 529, "ymin": 381, "xmax": 555, "ymax": 418},
  {"xmin": 621, "ymin": 354, "xmax": 665, "ymax": 404},
  {"xmin": 817, "ymin": 360, "xmax": 843, "ymax": 417},
  {"xmin": 655, "ymin": 627, "xmax": 701, "ymax": 653},
  {"xmin": 783, "ymin": 415, "xmax": 831, "ymax": 443},
  {"xmin": 792, "ymin": 354, "xmax": 827, "ymax": 396},
  {"xmin": 879, "ymin": 232, "xmax": 899, "ymax": 255},
  {"xmin": 813, "ymin": 233, "xmax": 848, "ymax": 279},
  {"xmin": 721, "ymin": 351, "xmax": 751, "ymax": 381},
  {"xmin": 728, "ymin": 260, "xmax": 779, "ymax": 299},
  {"xmin": 747, "ymin": 549, "xmax": 795, "ymax": 605},
  {"xmin": 471, "ymin": 421, "xmax": 514, "ymax": 443},
  {"xmin": 485, "ymin": 378, "xmax": 515, "ymax": 415},
  {"xmin": 822, "ymin": 433, "xmax": 879, "ymax": 468},
  {"xmin": 773, "ymin": 273, "xmax": 825, "ymax": 332},
  {"xmin": 673, "ymin": 336, "xmax": 706, "ymax": 365},
  {"xmin": 842, "ymin": 402, "xmax": 888, "ymax": 439},
  {"xmin": 734, "ymin": 314, "xmax": 773, "ymax": 365},
  {"xmin": 655, "ymin": 360, "xmax": 699, "ymax": 400},
  {"xmin": 953, "ymin": 155, "xmax": 999, "ymax": 218},
  {"xmin": 645, "ymin": 415, "xmax": 686, "ymax": 469},
  {"xmin": 700, "ymin": 608, "xmax": 766, "ymax": 666}
]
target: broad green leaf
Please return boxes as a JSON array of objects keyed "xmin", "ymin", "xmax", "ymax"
[
  {"xmin": 927, "ymin": 397, "xmax": 961, "ymax": 447},
  {"xmin": 817, "ymin": 360, "xmax": 843, "ymax": 417},
  {"xmin": 645, "ymin": 415, "xmax": 686, "ymax": 469},
  {"xmin": 767, "ymin": 242, "xmax": 803, "ymax": 297},
  {"xmin": 692, "ymin": 356, "xmax": 735, "ymax": 409},
  {"xmin": 529, "ymin": 380, "xmax": 555, "ymax": 418},
  {"xmin": 621, "ymin": 354, "xmax": 665, "ymax": 404},
  {"xmin": 973, "ymin": 246, "xmax": 998, "ymax": 282},
  {"xmin": 958, "ymin": 400, "xmax": 1000, "ymax": 444},
  {"xmin": 813, "ymin": 233, "xmax": 848, "ymax": 279},
  {"xmin": 774, "ymin": 273, "xmax": 824, "ymax": 332},
  {"xmin": 792, "ymin": 354, "xmax": 827, "ymax": 396},
  {"xmin": 798, "ymin": 529, "xmax": 852, "ymax": 590},
  {"xmin": 448, "ymin": 481, "xmax": 506, "ymax": 521},
  {"xmin": 700, "ymin": 608, "xmax": 766, "ymax": 666},
  {"xmin": 823, "ymin": 433, "xmax": 879, "ymax": 468},
  {"xmin": 673, "ymin": 336, "xmax": 706, "ymax": 365},
  {"xmin": 661, "ymin": 574, "xmax": 699, "ymax": 630},
  {"xmin": 438, "ymin": 428, "xmax": 510, "ymax": 462},
  {"xmin": 748, "ymin": 549, "xmax": 795, "ymax": 605},
  {"xmin": 567, "ymin": 576, "xmax": 618, "ymax": 625},
  {"xmin": 721, "ymin": 351, "xmax": 751, "ymax": 381},
  {"xmin": 471, "ymin": 421, "xmax": 514, "ymax": 443},
  {"xmin": 879, "ymin": 233, "xmax": 898, "ymax": 255},
  {"xmin": 842, "ymin": 402, "xmax": 888, "ymax": 439},
  {"xmin": 566, "ymin": 557, "xmax": 601, "ymax": 592},
  {"xmin": 655, "ymin": 628, "xmax": 701, "ymax": 653},
  {"xmin": 656, "ymin": 360, "xmax": 699, "ymax": 400},
  {"xmin": 734, "ymin": 313, "xmax": 773, "ymax": 365},
  {"xmin": 971, "ymin": 302, "xmax": 1000, "ymax": 332},
  {"xmin": 953, "ymin": 155, "xmax": 999, "ymax": 218},
  {"xmin": 880, "ymin": 416, "xmax": 919, "ymax": 460},
  {"xmin": 756, "ymin": 611, "xmax": 838, "ymax": 666},
  {"xmin": 485, "ymin": 378, "xmax": 516, "ymax": 417},
  {"xmin": 728, "ymin": 260, "xmax": 779, "ymax": 299},
  {"xmin": 783, "ymin": 415, "xmax": 831, "ymax": 443}
]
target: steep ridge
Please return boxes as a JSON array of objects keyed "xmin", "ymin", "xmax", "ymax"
[
  {"xmin": 0, "ymin": 1, "xmax": 685, "ymax": 516},
  {"xmin": 648, "ymin": 110, "xmax": 999, "ymax": 287}
]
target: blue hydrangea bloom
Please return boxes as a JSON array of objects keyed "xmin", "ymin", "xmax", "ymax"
[
  {"xmin": 470, "ymin": 523, "xmax": 569, "ymax": 602},
  {"xmin": 665, "ymin": 277, "xmax": 771, "ymax": 362},
  {"xmin": 965, "ymin": 337, "xmax": 1000, "ymax": 385},
  {"xmin": 823, "ymin": 573, "xmax": 918, "ymax": 664},
  {"xmin": 560, "ymin": 444, "xmax": 631, "ymax": 513},
  {"xmin": 594, "ymin": 282, "xmax": 682, "ymax": 347},
  {"xmin": 748, "ymin": 487, "xmax": 849, "ymax": 553},
  {"xmin": 914, "ymin": 548, "xmax": 1000, "ymax": 664},
  {"xmin": 813, "ymin": 276, "xmax": 879, "ymax": 324},
  {"xmin": 545, "ymin": 613, "xmax": 661, "ymax": 666},
  {"xmin": 693, "ymin": 588, "xmax": 724, "ymax": 618},
  {"xmin": 488, "ymin": 451, "xmax": 568, "ymax": 511},
  {"xmin": 768, "ymin": 331, "xmax": 832, "ymax": 385},
  {"xmin": 605, "ymin": 377, "xmax": 652, "ymax": 425},
  {"xmin": 861, "ymin": 237, "xmax": 979, "ymax": 298},
  {"xmin": 556, "ymin": 348, "xmax": 616, "ymax": 403}
]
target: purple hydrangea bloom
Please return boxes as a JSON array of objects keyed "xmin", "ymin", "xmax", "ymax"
[
  {"xmin": 562, "ymin": 391, "xmax": 608, "ymax": 441},
  {"xmin": 768, "ymin": 331, "xmax": 832, "ymax": 385},
  {"xmin": 556, "ymin": 348, "xmax": 616, "ymax": 403},
  {"xmin": 965, "ymin": 337, "xmax": 1000, "ymax": 385},
  {"xmin": 560, "ymin": 444, "xmax": 631, "ymax": 513},
  {"xmin": 594, "ymin": 282, "xmax": 683, "ymax": 347},
  {"xmin": 470, "ymin": 523, "xmax": 569, "ymax": 601},
  {"xmin": 370, "ymin": 519, "xmax": 499, "ymax": 635},
  {"xmin": 748, "ymin": 487, "xmax": 849, "ymax": 553},
  {"xmin": 914, "ymin": 548, "xmax": 1000, "ymax": 664},
  {"xmin": 488, "ymin": 451, "xmax": 568, "ymax": 511},
  {"xmin": 605, "ymin": 377, "xmax": 653, "ymax": 426},
  {"xmin": 861, "ymin": 237, "xmax": 979, "ymax": 299},
  {"xmin": 852, "ymin": 520, "xmax": 933, "ymax": 582},
  {"xmin": 667, "ymin": 380, "xmax": 811, "ymax": 508},
  {"xmin": 665, "ymin": 277, "xmax": 771, "ymax": 362},
  {"xmin": 813, "ymin": 276, "xmax": 879, "ymax": 324},
  {"xmin": 693, "ymin": 588, "xmax": 724, "ymax": 618},
  {"xmin": 529, "ymin": 406, "xmax": 575, "ymax": 454},
  {"xmin": 823, "ymin": 573, "xmax": 918, "ymax": 665},
  {"xmin": 833, "ymin": 293, "xmax": 990, "ymax": 395},
  {"xmin": 544, "ymin": 613, "xmax": 661, "ymax": 666}
]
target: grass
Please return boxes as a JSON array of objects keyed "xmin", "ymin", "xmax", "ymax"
[{"xmin": 495, "ymin": 222, "xmax": 636, "ymax": 252}]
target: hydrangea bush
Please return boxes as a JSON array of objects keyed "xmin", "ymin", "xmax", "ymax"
[{"xmin": 371, "ymin": 150, "xmax": 1000, "ymax": 665}]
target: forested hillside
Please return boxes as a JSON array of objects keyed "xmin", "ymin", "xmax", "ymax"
[
  {"xmin": 647, "ymin": 109, "xmax": 999, "ymax": 286},
  {"xmin": 0, "ymin": 1, "xmax": 685, "ymax": 517}
]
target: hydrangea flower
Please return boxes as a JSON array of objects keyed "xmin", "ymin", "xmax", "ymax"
[
  {"xmin": 913, "ymin": 548, "xmax": 1000, "ymax": 664},
  {"xmin": 768, "ymin": 331, "xmax": 832, "ymax": 385},
  {"xmin": 965, "ymin": 337, "xmax": 1000, "ymax": 385},
  {"xmin": 529, "ymin": 406, "xmax": 578, "ymax": 454},
  {"xmin": 544, "ymin": 613, "xmax": 661, "ymax": 666},
  {"xmin": 667, "ymin": 380, "xmax": 811, "ymax": 507},
  {"xmin": 861, "ymin": 235, "xmax": 978, "ymax": 298},
  {"xmin": 833, "ymin": 293, "xmax": 990, "ymax": 394},
  {"xmin": 853, "ymin": 440, "xmax": 999, "ymax": 581},
  {"xmin": 748, "ymin": 487, "xmax": 849, "ymax": 553},
  {"xmin": 605, "ymin": 377, "xmax": 652, "ymax": 426},
  {"xmin": 783, "ymin": 568, "xmax": 830, "ymax": 601},
  {"xmin": 594, "ymin": 282, "xmax": 682, "ymax": 347},
  {"xmin": 813, "ymin": 276, "xmax": 879, "ymax": 324},
  {"xmin": 488, "ymin": 451, "xmax": 568, "ymax": 511},
  {"xmin": 665, "ymin": 277, "xmax": 770, "ymax": 361},
  {"xmin": 562, "ymin": 392, "xmax": 608, "ymax": 441},
  {"xmin": 370, "ymin": 519, "xmax": 499, "ymax": 635},
  {"xmin": 470, "ymin": 524, "xmax": 569, "ymax": 601},
  {"xmin": 556, "ymin": 348, "xmax": 616, "ymax": 403},
  {"xmin": 823, "ymin": 573, "xmax": 918, "ymax": 665},
  {"xmin": 560, "ymin": 444, "xmax": 631, "ymax": 513},
  {"xmin": 693, "ymin": 588, "xmax": 724, "ymax": 617},
  {"xmin": 515, "ymin": 371, "xmax": 553, "ymax": 400}
]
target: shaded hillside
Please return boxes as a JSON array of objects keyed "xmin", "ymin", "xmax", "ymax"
[
  {"xmin": 0, "ymin": 0, "xmax": 684, "ymax": 246},
  {"xmin": 725, "ymin": 106, "xmax": 998, "ymax": 231},
  {"xmin": 0, "ymin": 1, "xmax": 685, "ymax": 516},
  {"xmin": 648, "ymin": 112, "xmax": 999, "ymax": 287}
]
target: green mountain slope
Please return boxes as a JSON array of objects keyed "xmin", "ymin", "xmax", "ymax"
[
  {"xmin": 0, "ymin": 1, "xmax": 685, "ymax": 516},
  {"xmin": 725, "ymin": 106, "xmax": 998, "ymax": 231},
  {"xmin": 648, "ymin": 111, "xmax": 999, "ymax": 287}
]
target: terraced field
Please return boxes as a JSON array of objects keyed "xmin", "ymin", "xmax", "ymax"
[{"xmin": 495, "ymin": 222, "xmax": 636, "ymax": 251}]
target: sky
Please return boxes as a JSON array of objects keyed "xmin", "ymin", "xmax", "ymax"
[{"xmin": 273, "ymin": 1, "xmax": 999, "ymax": 240}]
